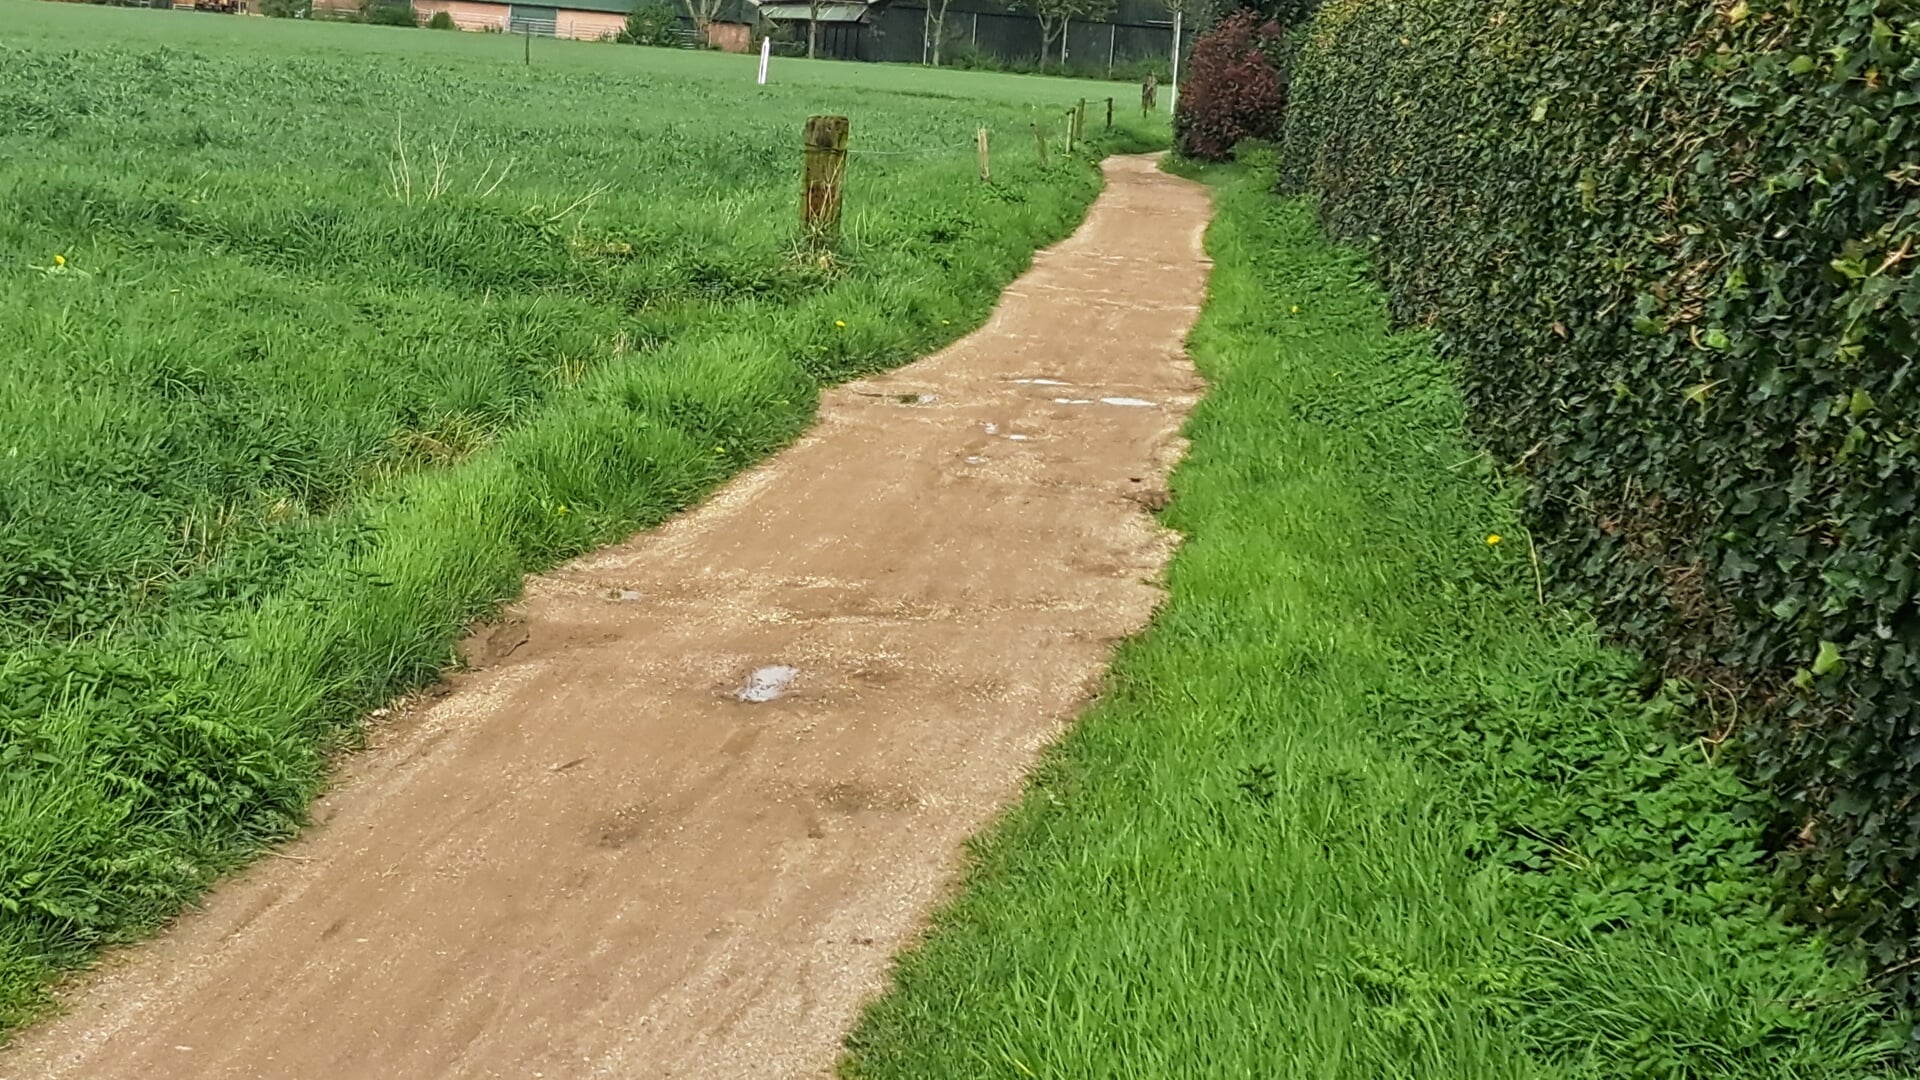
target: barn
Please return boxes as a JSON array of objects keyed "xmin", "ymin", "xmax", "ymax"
[
  {"xmin": 752, "ymin": 0, "xmax": 887, "ymax": 61},
  {"xmin": 394, "ymin": 0, "xmax": 757, "ymax": 46}
]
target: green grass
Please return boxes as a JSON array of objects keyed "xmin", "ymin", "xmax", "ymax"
[
  {"xmin": 0, "ymin": 1, "xmax": 1163, "ymax": 1032},
  {"xmin": 841, "ymin": 156, "xmax": 1898, "ymax": 1078}
]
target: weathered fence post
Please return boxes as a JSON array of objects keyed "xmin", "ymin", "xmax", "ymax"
[
  {"xmin": 1076, "ymin": 98, "xmax": 1086, "ymax": 143},
  {"xmin": 801, "ymin": 115, "xmax": 849, "ymax": 239},
  {"xmin": 1032, "ymin": 122, "xmax": 1048, "ymax": 166},
  {"xmin": 1065, "ymin": 108, "xmax": 1075, "ymax": 155},
  {"xmin": 1106, "ymin": 96, "xmax": 1113, "ymax": 130},
  {"xmin": 1142, "ymin": 72, "xmax": 1157, "ymax": 116},
  {"xmin": 977, "ymin": 127, "xmax": 990, "ymax": 182},
  {"xmin": 524, "ymin": 24, "xmax": 530, "ymax": 66}
]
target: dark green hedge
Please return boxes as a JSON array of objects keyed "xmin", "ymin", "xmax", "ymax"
[{"xmin": 1283, "ymin": 0, "xmax": 1920, "ymax": 1015}]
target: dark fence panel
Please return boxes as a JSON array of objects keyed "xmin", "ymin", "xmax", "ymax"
[{"xmin": 866, "ymin": 4, "xmax": 1173, "ymax": 73}]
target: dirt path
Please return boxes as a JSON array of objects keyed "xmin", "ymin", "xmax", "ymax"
[{"xmin": 1, "ymin": 155, "xmax": 1212, "ymax": 1080}]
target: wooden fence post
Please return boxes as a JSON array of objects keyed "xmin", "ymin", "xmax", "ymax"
[
  {"xmin": 1142, "ymin": 72, "xmax": 1157, "ymax": 116},
  {"xmin": 1064, "ymin": 108, "xmax": 1075, "ymax": 155},
  {"xmin": 1076, "ymin": 98, "xmax": 1086, "ymax": 143},
  {"xmin": 801, "ymin": 115, "xmax": 849, "ymax": 239},
  {"xmin": 1106, "ymin": 96, "xmax": 1113, "ymax": 130},
  {"xmin": 1032, "ymin": 122, "xmax": 1048, "ymax": 166},
  {"xmin": 977, "ymin": 127, "xmax": 990, "ymax": 182},
  {"xmin": 524, "ymin": 25, "xmax": 530, "ymax": 66}
]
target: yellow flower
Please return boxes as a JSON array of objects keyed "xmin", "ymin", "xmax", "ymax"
[
  {"xmin": 1290, "ymin": 304, "xmax": 1299, "ymax": 314},
  {"xmin": 52, "ymin": 254, "xmax": 66, "ymax": 267},
  {"xmin": 1486, "ymin": 534, "xmax": 1502, "ymax": 546},
  {"xmin": 834, "ymin": 320, "xmax": 847, "ymax": 328},
  {"xmin": 556, "ymin": 503, "xmax": 570, "ymax": 515}
]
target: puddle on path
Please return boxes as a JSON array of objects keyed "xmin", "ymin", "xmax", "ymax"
[
  {"xmin": 1100, "ymin": 397, "xmax": 1155, "ymax": 407},
  {"xmin": 737, "ymin": 666, "xmax": 799, "ymax": 703}
]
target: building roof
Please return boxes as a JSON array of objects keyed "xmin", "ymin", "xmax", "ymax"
[
  {"xmin": 546, "ymin": 0, "xmax": 755, "ymax": 15},
  {"xmin": 755, "ymin": 2, "xmax": 869, "ymax": 19}
]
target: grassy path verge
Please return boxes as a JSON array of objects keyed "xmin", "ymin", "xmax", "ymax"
[{"xmin": 841, "ymin": 157, "xmax": 1895, "ymax": 1078}]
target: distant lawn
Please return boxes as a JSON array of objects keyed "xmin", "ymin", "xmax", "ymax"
[{"xmin": 841, "ymin": 155, "xmax": 1895, "ymax": 1079}]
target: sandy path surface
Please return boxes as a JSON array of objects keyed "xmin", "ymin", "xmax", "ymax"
[{"xmin": 1, "ymin": 154, "xmax": 1211, "ymax": 1080}]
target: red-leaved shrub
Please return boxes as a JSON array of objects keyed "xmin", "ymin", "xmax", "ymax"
[{"xmin": 1173, "ymin": 12, "xmax": 1288, "ymax": 162}]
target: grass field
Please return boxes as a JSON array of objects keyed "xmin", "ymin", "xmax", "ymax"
[
  {"xmin": 0, "ymin": 1, "xmax": 1160, "ymax": 1030},
  {"xmin": 841, "ymin": 156, "xmax": 1898, "ymax": 1078}
]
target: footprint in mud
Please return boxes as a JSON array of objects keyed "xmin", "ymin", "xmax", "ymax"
[
  {"xmin": 461, "ymin": 617, "xmax": 529, "ymax": 668},
  {"xmin": 593, "ymin": 804, "xmax": 650, "ymax": 850},
  {"xmin": 817, "ymin": 780, "xmax": 920, "ymax": 816}
]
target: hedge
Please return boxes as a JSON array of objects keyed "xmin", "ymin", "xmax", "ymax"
[
  {"xmin": 1282, "ymin": 0, "xmax": 1920, "ymax": 1019},
  {"xmin": 1171, "ymin": 12, "xmax": 1289, "ymax": 162}
]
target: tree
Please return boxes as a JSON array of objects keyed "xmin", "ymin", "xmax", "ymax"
[
  {"xmin": 681, "ymin": 0, "xmax": 723, "ymax": 44},
  {"xmin": 922, "ymin": 0, "xmax": 955, "ymax": 66},
  {"xmin": 620, "ymin": 2, "xmax": 677, "ymax": 44},
  {"xmin": 1023, "ymin": 0, "xmax": 1109, "ymax": 69},
  {"xmin": 807, "ymin": 0, "xmax": 820, "ymax": 57}
]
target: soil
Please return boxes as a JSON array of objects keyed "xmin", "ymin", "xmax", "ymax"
[{"xmin": 0, "ymin": 154, "xmax": 1212, "ymax": 1080}]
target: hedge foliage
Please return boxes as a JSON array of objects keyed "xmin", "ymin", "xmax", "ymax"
[
  {"xmin": 1283, "ymin": 0, "xmax": 1920, "ymax": 1015},
  {"xmin": 1172, "ymin": 12, "xmax": 1289, "ymax": 162}
]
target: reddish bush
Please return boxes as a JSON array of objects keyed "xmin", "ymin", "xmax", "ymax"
[{"xmin": 1174, "ymin": 12, "xmax": 1288, "ymax": 162}]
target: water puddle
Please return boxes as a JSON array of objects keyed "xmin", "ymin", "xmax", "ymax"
[
  {"xmin": 1100, "ymin": 397, "xmax": 1155, "ymax": 407},
  {"xmin": 737, "ymin": 665, "xmax": 799, "ymax": 703},
  {"xmin": 1005, "ymin": 434, "xmax": 1031, "ymax": 442},
  {"xmin": 1052, "ymin": 398, "xmax": 1094, "ymax": 405},
  {"xmin": 1014, "ymin": 378, "xmax": 1071, "ymax": 386}
]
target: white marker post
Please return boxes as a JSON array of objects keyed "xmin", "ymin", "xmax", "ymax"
[
  {"xmin": 757, "ymin": 35, "xmax": 772, "ymax": 85},
  {"xmin": 1168, "ymin": 9, "xmax": 1181, "ymax": 114}
]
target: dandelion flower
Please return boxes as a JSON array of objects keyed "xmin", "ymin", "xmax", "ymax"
[
  {"xmin": 53, "ymin": 254, "xmax": 66, "ymax": 267},
  {"xmin": 1290, "ymin": 304, "xmax": 1299, "ymax": 314},
  {"xmin": 1486, "ymin": 534, "xmax": 1502, "ymax": 546},
  {"xmin": 834, "ymin": 320, "xmax": 847, "ymax": 328}
]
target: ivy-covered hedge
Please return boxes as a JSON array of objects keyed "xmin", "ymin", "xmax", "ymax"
[{"xmin": 1283, "ymin": 0, "xmax": 1920, "ymax": 1015}]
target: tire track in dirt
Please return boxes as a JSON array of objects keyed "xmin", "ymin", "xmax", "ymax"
[{"xmin": 1, "ymin": 154, "xmax": 1212, "ymax": 1080}]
